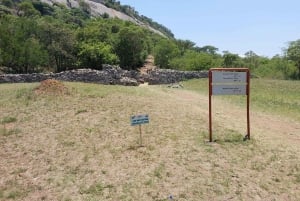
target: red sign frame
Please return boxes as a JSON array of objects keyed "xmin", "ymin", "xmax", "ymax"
[{"xmin": 209, "ymin": 68, "xmax": 250, "ymax": 142}]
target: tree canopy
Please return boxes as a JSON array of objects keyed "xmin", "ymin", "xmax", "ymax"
[
  {"xmin": 286, "ymin": 39, "xmax": 300, "ymax": 79},
  {"xmin": 0, "ymin": 0, "xmax": 299, "ymax": 79}
]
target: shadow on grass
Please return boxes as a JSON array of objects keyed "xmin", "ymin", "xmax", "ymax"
[
  {"xmin": 215, "ymin": 129, "xmax": 252, "ymax": 145},
  {"xmin": 199, "ymin": 130, "xmax": 254, "ymax": 145}
]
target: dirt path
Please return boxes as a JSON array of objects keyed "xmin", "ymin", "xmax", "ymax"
[
  {"xmin": 139, "ymin": 55, "xmax": 157, "ymax": 75},
  {"xmin": 152, "ymin": 86, "xmax": 300, "ymax": 150}
]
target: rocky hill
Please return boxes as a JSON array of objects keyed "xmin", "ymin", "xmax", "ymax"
[{"xmin": 40, "ymin": 0, "xmax": 167, "ymax": 37}]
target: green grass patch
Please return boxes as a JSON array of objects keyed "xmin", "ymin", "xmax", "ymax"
[
  {"xmin": 6, "ymin": 190, "xmax": 23, "ymax": 199},
  {"xmin": 0, "ymin": 127, "xmax": 21, "ymax": 136},
  {"xmin": 153, "ymin": 163, "xmax": 165, "ymax": 179},
  {"xmin": 183, "ymin": 78, "xmax": 300, "ymax": 121},
  {"xmin": 0, "ymin": 182, "xmax": 30, "ymax": 200},
  {"xmin": 75, "ymin": 109, "xmax": 88, "ymax": 115},
  {"xmin": 214, "ymin": 129, "xmax": 250, "ymax": 145},
  {"xmin": 220, "ymin": 129, "xmax": 245, "ymax": 143},
  {"xmin": 182, "ymin": 79, "xmax": 208, "ymax": 94},
  {"xmin": 1, "ymin": 116, "xmax": 17, "ymax": 124},
  {"xmin": 0, "ymin": 83, "xmax": 38, "ymax": 107},
  {"xmin": 250, "ymin": 79, "xmax": 300, "ymax": 120},
  {"xmin": 15, "ymin": 87, "xmax": 36, "ymax": 100},
  {"xmin": 80, "ymin": 182, "xmax": 114, "ymax": 196},
  {"xmin": 296, "ymin": 174, "xmax": 300, "ymax": 183},
  {"xmin": 66, "ymin": 82, "xmax": 151, "ymax": 98}
]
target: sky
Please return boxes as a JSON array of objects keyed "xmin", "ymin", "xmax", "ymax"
[{"xmin": 119, "ymin": 0, "xmax": 300, "ymax": 57}]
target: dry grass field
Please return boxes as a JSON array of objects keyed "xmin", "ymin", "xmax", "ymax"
[{"xmin": 0, "ymin": 79, "xmax": 299, "ymax": 201}]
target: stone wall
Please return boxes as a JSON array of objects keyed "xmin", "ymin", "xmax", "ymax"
[
  {"xmin": 146, "ymin": 69, "xmax": 208, "ymax": 85},
  {"xmin": 0, "ymin": 65, "xmax": 208, "ymax": 86}
]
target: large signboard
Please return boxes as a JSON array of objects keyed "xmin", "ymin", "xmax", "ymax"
[
  {"xmin": 209, "ymin": 68, "xmax": 250, "ymax": 142},
  {"xmin": 212, "ymin": 71, "xmax": 247, "ymax": 95},
  {"xmin": 212, "ymin": 85, "xmax": 246, "ymax": 95},
  {"xmin": 212, "ymin": 71, "xmax": 247, "ymax": 83}
]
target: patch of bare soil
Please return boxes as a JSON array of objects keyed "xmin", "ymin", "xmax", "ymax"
[
  {"xmin": 34, "ymin": 79, "xmax": 69, "ymax": 95},
  {"xmin": 139, "ymin": 55, "xmax": 157, "ymax": 75}
]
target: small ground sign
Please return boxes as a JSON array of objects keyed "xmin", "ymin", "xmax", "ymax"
[
  {"xmin": 131, "ymin": 114, "xmax": 149, "ymax": 126},
  {"xmin": 130, "ymin": 114, "xmax": 149, "ymax": 147}
]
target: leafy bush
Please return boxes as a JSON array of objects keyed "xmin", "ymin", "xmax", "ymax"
[
  {"xmin": 1, "ymin": 116, "xmax": 17, "ymax": 124},
  {"xmin": 170, "ymin": 51, "xmax": 221, "ymax": 71},
  {"xmin": 77, "ymin": 42, "xmax": 119, "ymax": 69},
  {"xmin": 154, "ymin": 39, "xmax": 180, "ymax": 68}
]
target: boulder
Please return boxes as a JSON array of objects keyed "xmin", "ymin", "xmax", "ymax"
[{"xmin": 118, "ymin": 77, "xmax": 138, "ymax": 86}]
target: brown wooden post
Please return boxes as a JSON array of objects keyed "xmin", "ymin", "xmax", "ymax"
[
  {"xmin": 209, "ymin": 70, "xmax": 213, "ymax": 142},
  {"xmin": 246, "ymin": 69, "xmax": 250, "ymax": 140}
]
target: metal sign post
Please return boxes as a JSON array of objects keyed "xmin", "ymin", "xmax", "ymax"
[
  {"xmin": 209, "ymin": 68, "xmax": 250, "ymax": 142},
  {"xmin": 131, "ymin": 114, "xmax": 149, "ymax": 146}
]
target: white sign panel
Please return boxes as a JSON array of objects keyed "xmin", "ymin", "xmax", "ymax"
[
  {"xmin": 212, "ymin": 71, "xmax": 247, "ymax": 83},
  {"xmin": 212, "ymin": 85, "xmax": 246, "ymax": 95}
]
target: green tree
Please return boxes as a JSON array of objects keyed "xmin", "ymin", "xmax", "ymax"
[
  {"xmin": 77, "ymin": 42, "xmax": 119, "ymax": 69},
  {"xmin": 170, "ymin": 50, "xmax": 221, "ymax": 71},
  {"xmin": 243, "ymin": 50, "xmax": 259, "ymax": 70},
  {"xmin": 116, "ymin": 27, "xmax": 148, "ymax": 70},
  {"xmin": 253, "ymin": 55, "xmax": 297, "ymax": 79},
  {"xmin": 222, "ymin": 51, "xmax": 241, "ymax": 67},
  {"xmin": 0, "ymin": 4, "xmax": 12, "ymax": 15},
  {"xmin": 78, "ymin": 0, "xmax": 91, "ymax": 15},
  {"xmin": 37, "ymin": 18, "xmax": 76, "ymax": 72},
  {"xmin": 175, "ymin": 39, "xmax": 195, "ymax": 56},
  {"xmin": 1, "ymin": 0, "xmax": 14, "ymax": 8},
  {"xmin": 18, "ymin": 37, "xmax": 48, "ymax": 73},
  {"xmin": 0, "ymin": 16, "xmax": 47, "ymax": 73},
  {"xmin": 32, "ymin": 1, "xmax": 54, "ymax": 16},
  {"xmin": 77, "ymin": 20, "xmax": 112, "ymax": 43},
  {"xmin": 286, "ymin": 39, "xmax": 300, "ymax": 79},
  {"xmin": 17, "ymin": 0, "xmax": 40, "ymax": 17},
  {"xmin": 195, "ymin": 45, "xmax": 219, "ymax": 55},
  {"xmin": 154, "ymin": 39, "xmax": 180, "ymax": 68},
  {"xmin": 52, "ymin": 4, "xmax": 89, "ymax": 27}
]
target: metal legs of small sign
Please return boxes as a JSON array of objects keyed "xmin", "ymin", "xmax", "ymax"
[{"xmin": 209, "ymin": 68, "xmax": 250, "ymax": 142}]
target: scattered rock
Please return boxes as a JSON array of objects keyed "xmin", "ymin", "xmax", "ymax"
[
  {"xmin": 167, "ymin": 83, "xmax": 184, "ymax": 88},
  {"xmin": 139, "ymin": 82, "xmax": 149, "ymax": 87},
  {"xmin": 118, "ymin": 77, "xmax": 139, "ymax": 86}
]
